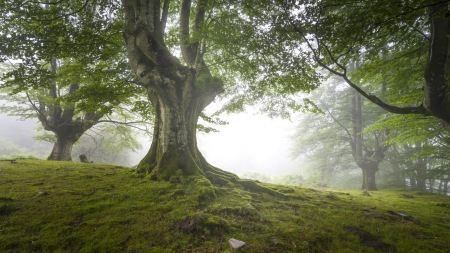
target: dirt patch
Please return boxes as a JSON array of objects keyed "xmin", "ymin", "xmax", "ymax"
[{"xmin": 345, "ymin": 226, "xmax": 397, "ymax": 252}]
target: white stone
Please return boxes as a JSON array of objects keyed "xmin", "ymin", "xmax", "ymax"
[{"xmin": 228, "ymin": 238, "xmax": 245, "ymax": 250}]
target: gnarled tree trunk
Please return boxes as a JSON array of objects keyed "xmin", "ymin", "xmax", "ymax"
[
  {"xmin": 136, "ymin": 74, "xmax": 224, "ymax": 180},
  {"xmin": 358, "ymin": 152, "xmax": 384, "ymax": 191},
  {"xmin": 122, "ymin": 0, "xmax": 226, "ymax": 180},
  {"xmin": 34, "ymin": 58, "xmax": 103, "ymax": 161}
]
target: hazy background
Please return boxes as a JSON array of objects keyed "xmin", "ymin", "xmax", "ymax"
[{"xmin": 0, "ymin": 107, "xmax": 302, "ymax": 178}]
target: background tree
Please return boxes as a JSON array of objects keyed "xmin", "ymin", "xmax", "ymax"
[
  {"xmin": 0, "ymin": 1, "xmax": 149, "ymax": 161},
  {"xmin": 291, "ymin": 78, "xmax": 389, "ymax": 190},
  {"xmin": 369, "ymin": 112, "xmax": 450, "ymax": 194}
]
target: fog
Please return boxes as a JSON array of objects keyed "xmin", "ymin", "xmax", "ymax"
[
  {"xmin": 0, "ymin": 110, "xmax": 301, "ymax": 177},
  {"xmin": 197, "ymin": 112, "xmax": 299, "ymax": 176}
]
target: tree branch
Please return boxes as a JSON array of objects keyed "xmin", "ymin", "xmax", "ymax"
[
  {"xmin": 322, "ymin": 103, "xmax": 353, "ymax": 145},
  {"xmin": 161, "ymin": 0, "xmax": 170, "ymax": 33},
  {"xmin": 282, "ymin": 4, "xmax": 429, "ymax": 117}
]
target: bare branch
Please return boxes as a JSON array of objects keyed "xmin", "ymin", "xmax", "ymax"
[{"xmin": 322, "ymin": 103, "xmax": 353, "ymax": 144}]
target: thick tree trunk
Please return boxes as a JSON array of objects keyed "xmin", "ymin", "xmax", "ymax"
[
  {"xmin": 361, "ymin": 165, "xmax": 378, "ymax": 191},
  {"xmin": 120, "ymin": 0, "xmax": 287, "ymax": 199},
  {"xmin": 136, "ymin": 71, "xmax": 224, "ymax": 180},
  {"xmin": 423, "ymin": 4, "xmax": 450, "ymax": 127},
  {"xmin": 47, "ymin": 132, "xmax": 79, "ymax": 161}
]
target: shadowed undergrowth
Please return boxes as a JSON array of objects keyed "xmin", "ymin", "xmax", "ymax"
[{"xmin": 0, "ymin": 159, "xmax": 449, "ymax": 252}]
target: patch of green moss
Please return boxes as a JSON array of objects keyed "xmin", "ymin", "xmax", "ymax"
[
  {"xmin": 191, "ymin": 176, "xmax": 216, "ymax": 203},
  {"xmin": 238, "ymin": 179, "xmax": 285, "ymax": 197}
]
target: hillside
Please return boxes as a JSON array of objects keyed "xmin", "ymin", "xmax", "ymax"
[{"xmin": 0, "ymin": 159, "xmax": 449, "ymax": 252}]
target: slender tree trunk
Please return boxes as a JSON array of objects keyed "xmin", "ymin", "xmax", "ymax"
[
  {"xmin": 443, "ymin": 177, "xmax": 449, "ymax": 195},
  {"xmin": 438, "ymin": 175, "xmax": 444, "ymax": 193},
  {"xmin": 428, "ymin": 178, "xmax": 435, "ymax": 193},
  {"xmin": 390, "ymin": 158, "xmax": 406, "ymax": 188}
]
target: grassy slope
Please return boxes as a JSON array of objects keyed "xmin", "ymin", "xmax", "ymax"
[{"xmin": 0, "ymin": 159, "xmax": 449, "ymax": 253}]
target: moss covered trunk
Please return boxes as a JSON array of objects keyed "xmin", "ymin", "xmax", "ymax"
[
  {"xmin": 136, "ymin": 73, "xmax": 224, "ymax": 180},
  {"xmin": 121, "ymin": 0, "xmax": 285, "ymax": 198}
]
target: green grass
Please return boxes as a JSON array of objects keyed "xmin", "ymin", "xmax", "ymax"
[{"xmin": 0, "ymin": 159, "xmax": 449, "ymax": 252}]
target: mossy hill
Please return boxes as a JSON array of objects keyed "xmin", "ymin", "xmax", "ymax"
[{"xmin": 0, "ymin": 159, "xmax": 449, "ymax": 252}]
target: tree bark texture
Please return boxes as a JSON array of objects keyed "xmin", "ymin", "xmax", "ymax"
[{"xmin": 48, "ymin": 130, "xmax": 79, "ymax": 161}]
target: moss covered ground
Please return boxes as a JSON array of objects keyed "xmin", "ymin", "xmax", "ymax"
[{"xmin": 0, "ymin": 159, "xmax": 449, "ymax": 252}]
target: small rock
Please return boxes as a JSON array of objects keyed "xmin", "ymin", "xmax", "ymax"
[
  {"xmin": 271, "ymin": 237, "xmax": 279, "ymax": 244},
  {"xmin": 228, "ymin": 238, "xmax": 245, "ymax": 250},
  {"xmin": 37, "ymin": 191, "xmax": 48, "ymax": 196}
]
